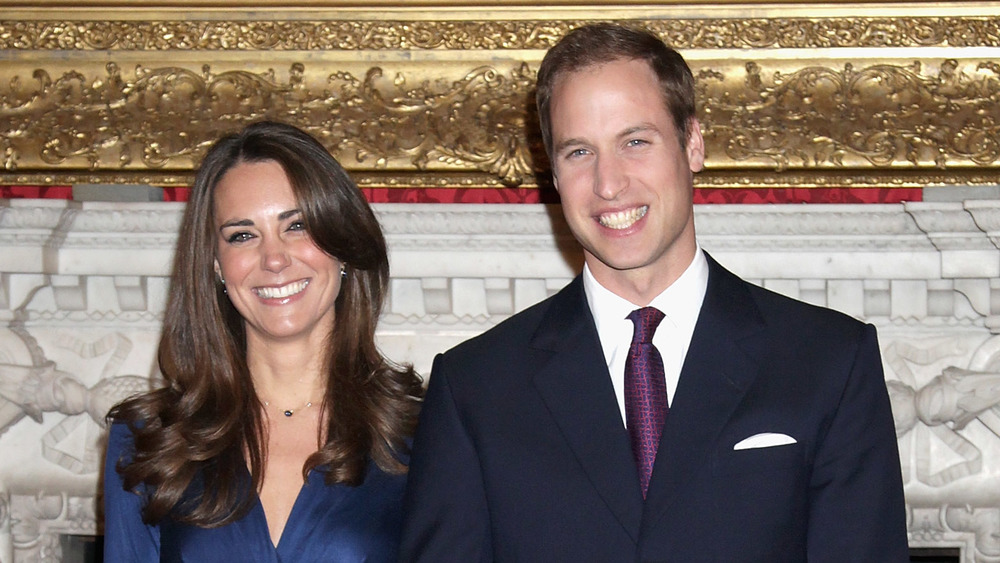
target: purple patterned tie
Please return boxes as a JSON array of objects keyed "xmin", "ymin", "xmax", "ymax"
[{"xmin": 625, "ymin": 307, "xmax": 667, "ymax": 499}]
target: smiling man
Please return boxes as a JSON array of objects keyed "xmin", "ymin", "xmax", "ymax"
[{"xmin": 400, "ymin": 23, "xmax": 909, "ymax": 562}]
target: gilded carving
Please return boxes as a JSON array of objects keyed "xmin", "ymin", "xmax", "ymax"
[
  {"xmin": 324, "ymin": 64, "xmax": 537, "ymax": 185},
  {"xmin": 700, "ymin": 59, "xmax": 1000, "ymax": 170},
  {"xmin": 2, "ymin": 18, "xmax": 1000, "ymax": 51},
  {"xmin": 3, "ymin": 56, "xmax": 999, "ymax": 188},
  {"xmin": 2, "ymin": 6, "xmax": 999, "ymax": 189},
  {"xmin": 0, "ymin": 60, "xmax": 538, "ymax": 185}
]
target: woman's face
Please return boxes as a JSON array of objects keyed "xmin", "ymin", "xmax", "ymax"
[{"xmin": 213, "ymin": 160, "xmax": 343, "ymax": 348}]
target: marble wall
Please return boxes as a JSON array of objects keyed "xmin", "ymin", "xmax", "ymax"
[{"xmin": 1, "ymin": 199, "xmax": 999, "ymax": 561}]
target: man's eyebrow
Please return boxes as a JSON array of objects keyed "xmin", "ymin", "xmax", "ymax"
[
  {"xmin": 619, "ymin": 123, "xmax": 658, "ymax": 138},
  {"xmin": 553, "ymin": 137, "xmax": 587, "ymax": 155},
  {"xmin": 553, "ymin": 124, "xmax": 662, "ymax": 154}
]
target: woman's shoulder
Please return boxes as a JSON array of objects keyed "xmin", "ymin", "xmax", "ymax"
[
  {"xmin": 106, "ymin": 413, "xmax": 159, "ymax": 467},
  {"xmin": 105, "ymin": 419, "xmax": 139, "ymax": 467}
]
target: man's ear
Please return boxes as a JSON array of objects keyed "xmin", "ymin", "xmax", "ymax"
[{"xmin": 686, "ymin": 118, "xmax": 705, "ymax": 173}]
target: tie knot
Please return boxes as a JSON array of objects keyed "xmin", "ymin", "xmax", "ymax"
[{"xmin": 627, "ymin": 307, "xmax": 665, "ymax": 345}]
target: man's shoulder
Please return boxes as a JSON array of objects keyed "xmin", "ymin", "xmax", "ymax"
[
  {"xmin": 706, "ymin": 254, "xmax": 868, "ymax": 338},
  {"xmin": 438, "ymin": 277, "xmax": 584, "ymax": 364},
  {"xmin": 749, "ymin": 282, "xmax": 862, "ymax": 326},
  {"xmin": 444, "ymin": 288, "xmax": 561, "ymax": 357},
  {"xmin": 733, "ymin": 272, "xmax": 869, "ymax": 344}
]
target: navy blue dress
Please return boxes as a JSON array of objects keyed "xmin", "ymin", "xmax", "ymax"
[{"xmin": 104, "ymin": 423, "xmax": 406, "ymax": 562}]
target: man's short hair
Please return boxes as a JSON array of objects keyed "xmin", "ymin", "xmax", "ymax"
[{"xmin": 535, "ymin": 23, "xmax": 697, "ymax": 157}]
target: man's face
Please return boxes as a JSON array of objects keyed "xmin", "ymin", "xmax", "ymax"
[{"xmin": 549, "ymin": 58, "xmax": 704, "ymax": 302}]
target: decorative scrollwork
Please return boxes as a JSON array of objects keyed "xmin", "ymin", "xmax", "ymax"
[
  {"xmin": 2, "ymin": 9, "xmax": 1000, "ymax": 188},
  {"xmin": 322, "ymin": 64, "xmax": 537, "ymax": 185},
  {"xmin": 1, "ymin": 17, "xmax": 999, "ymax": 51},
  {"xmin": 701, "ymin": 59, "xmax": 1000, "ymax": 171},
  {"xmin": 1, "ymin": 60, "xmax": 538, "ymax": 185}
]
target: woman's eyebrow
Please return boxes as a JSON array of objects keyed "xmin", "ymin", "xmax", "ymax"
[{"xmin": 278, "ymin": 209, "xmax": 302, "ymax": 221}]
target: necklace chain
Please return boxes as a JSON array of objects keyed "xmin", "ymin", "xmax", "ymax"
[{"xmin": 262, "ymin": 399, "xmax": 315, "ymax": 417}]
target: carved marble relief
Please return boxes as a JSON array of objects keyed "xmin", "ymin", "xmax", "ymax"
[
  {"xmin": 0, "ymin": 320, "xmax": 157, "ymax": 561},
  {"xmin": 1, "ymin": 200, "xmax": 999, "ymax": 560},
  {"xmin": 0, "ymin": 327, "xmax": 150, "ymax": 470}
]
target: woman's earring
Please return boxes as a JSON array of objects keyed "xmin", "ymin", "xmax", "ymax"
[
  {"xmin": 217, "ymin": 273, "xmax": 227, "ymax": 294},
  {"xmin": 340, "ymin": 265, "xmax": 347, "ymax": 279}
]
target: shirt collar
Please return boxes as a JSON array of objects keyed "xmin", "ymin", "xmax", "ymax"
[{"xmin": 584, "ymin": 247, "xmax": 709, "ymax": 353}]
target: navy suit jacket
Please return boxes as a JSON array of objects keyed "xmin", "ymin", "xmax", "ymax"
[{"xmin": 400, "ymin": 254, "xmax": 908, "ymax": 562}]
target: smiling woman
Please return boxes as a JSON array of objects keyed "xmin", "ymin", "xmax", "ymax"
[
  {"xmin": 213, "ymin": 160, "xmax": 345, "ymax": 347},
  {"xmin": 103, "ymin": 121, "xmax": 424, "ymax": 562}
]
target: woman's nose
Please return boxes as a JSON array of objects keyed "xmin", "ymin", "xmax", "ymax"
[{"xmin": 260, "ymin": 238, "xmax": 291, "ymax": 272}]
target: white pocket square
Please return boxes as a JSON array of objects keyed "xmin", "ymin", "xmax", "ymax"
[{"xmin": 733, "ymin": 433, "xmax": 797, "ymax": 450}]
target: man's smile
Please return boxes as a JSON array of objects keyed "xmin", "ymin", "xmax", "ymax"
[{"xmin": 598, "ymin": 205, "xmax": 648, "ymax": 230}]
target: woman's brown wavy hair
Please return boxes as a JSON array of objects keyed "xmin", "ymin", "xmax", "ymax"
[{"xmin": 107, "ymin": 121, "xmax": 423, "ymax": 526}]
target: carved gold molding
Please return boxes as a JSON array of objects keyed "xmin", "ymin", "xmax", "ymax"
[
  {"xmin": 2, "ymin": 5, "xmax": 999, "ymax": 189},
  {"xmin": 3, "ymin": 17, "xmax": 1000, "ymax": 51}
]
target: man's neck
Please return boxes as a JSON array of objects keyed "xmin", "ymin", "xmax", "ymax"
[{"xmin": 584, "ymin": 248, "xmax": 698, "ymax": 306}]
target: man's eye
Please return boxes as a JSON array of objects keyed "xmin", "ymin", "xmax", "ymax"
[{"xmin": 626, "ymin": 139, "xmax": 648, "ymax": 147}]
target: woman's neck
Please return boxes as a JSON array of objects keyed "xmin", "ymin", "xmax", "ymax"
[{"xmin": 245, "ymin": 335, "xmax": 327, "ymax": 408}]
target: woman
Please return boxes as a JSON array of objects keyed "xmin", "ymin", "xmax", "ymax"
[{"xmin": 104, "ymin": 121, "xmax": 423, "ymax": 561}]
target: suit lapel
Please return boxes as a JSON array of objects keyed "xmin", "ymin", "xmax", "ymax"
[
  {"xmin": 642, "ymin": 255, "xmax": 767, "ymax": 529},
  {"xmin": 530, "ymin": 277, "xmax": 644, "ymax": 542}
]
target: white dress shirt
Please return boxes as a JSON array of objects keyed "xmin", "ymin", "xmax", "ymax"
[{"xmin": 583, "ymin": 247, "xmax": 709, "ymax": 425}]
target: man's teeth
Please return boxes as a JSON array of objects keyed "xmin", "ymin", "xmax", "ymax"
[
  {"xmin": 599, "ymin": 206, "xmax": 648, "ymax": 230},
  {"xmin": 255, "ymin": 280, "xmax": 308, "ymax": 299}
]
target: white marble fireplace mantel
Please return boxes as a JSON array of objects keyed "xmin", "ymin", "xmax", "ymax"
[{"xmin": 1, "ymin": 199, "xmax": 999, "ymax": 562}]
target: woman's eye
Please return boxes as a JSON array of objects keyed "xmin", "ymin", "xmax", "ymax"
[
  {"xmin": 288, "ymin": 220, "xmax": 306, "ymax": 232},
  {"xmin": 226, "ymin": 231, "xmax": 253, "ymax": 244}
]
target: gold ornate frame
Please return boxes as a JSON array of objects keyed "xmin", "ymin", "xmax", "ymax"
[{"xmin": 2, "ymin": 2, "xmax": 999, "ymax": 190}]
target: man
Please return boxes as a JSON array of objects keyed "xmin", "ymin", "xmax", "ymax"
[{"xmin": 400, "ymin": 23, "xmax": 909, "ymax": 562}]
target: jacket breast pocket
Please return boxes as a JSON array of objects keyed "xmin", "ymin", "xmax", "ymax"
[{"xmin": 712, "ymin": 442, "xmax": 805, "ymax": 476}]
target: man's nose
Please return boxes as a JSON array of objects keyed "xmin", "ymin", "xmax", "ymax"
[{"xmin": 594, "ymin": 154, "xmax": 627, "ymax": 200}]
